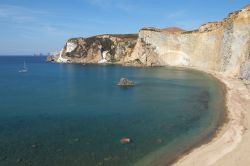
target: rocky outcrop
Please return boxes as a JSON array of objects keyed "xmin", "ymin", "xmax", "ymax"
[
  {"xmin": 46, "ymin": 55, "xmax": 55, "ymax": 62},
  {"xmin": 126, "ymin": 5, "xmax": 250, "ymax": 83},
  {"xmin": 117, "ymin": 78, "xmax": 135, "ymax": 87},
  {"xmin": 58, "ymin": 34, "xmax": 137, "ymax": 64}
]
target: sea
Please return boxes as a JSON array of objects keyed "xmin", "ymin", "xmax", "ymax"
[{"xmin": 0, "ymin": 56, "xmax": 225, "ymax": 166}]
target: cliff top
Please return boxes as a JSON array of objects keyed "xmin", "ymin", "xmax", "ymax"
[
  {"xmin": 95, "ymin": 34, "xmax": 138, "ymax": 39},
  {"xmin": 161, "ymin": 27, "xmax": 185, "ymax": 33},
  {"xmin": 140, "ymin": 27, "xmax": 185, "ymax": 34},
  {"xmin": 68, "ymin": 34, "xmax": 138, "ymax": 43},
  {"xmin": 199, "ymin": 4, "xmax": 250, "ymax": 32},
  {"xmin": 141, "ymin": 4, "xmax": 249, "ymax": 34},
  {"xmin": 66, "ymin": 3, "xmax": 250, "ymax": 42}
]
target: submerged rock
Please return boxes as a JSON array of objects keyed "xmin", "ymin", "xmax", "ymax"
[
  {"xmin": 120, "ymin": 137, "xmax": 131, "ymax": 144},
  {"xmin": 0, "ymin": 156, "xmax": 7, "ymax": 161},
  {"xmin": 31, "ymin": 144, "xmax": 37, "ymax": 148},
  {"xmin": 16, "ymin": 158, "xmax": 22, "ymax": 163},
  {"xmin": 117, "ymin": 78, "xmax": 135, "ymax": 87},
  {"xmin": 74, "ymin": 138, "xmax": 80, "ymax": 142},
  {"xmin": 157, "ymin": 138, "xmax": 163, "ymax": 144}
]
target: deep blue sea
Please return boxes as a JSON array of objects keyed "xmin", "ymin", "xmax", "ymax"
[{"xmin": 0, "ymin": 56, "xmax": 225, "ymax": 166}]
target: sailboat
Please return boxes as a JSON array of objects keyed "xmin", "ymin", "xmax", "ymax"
[{"xmin": 19, "ymin": 61, "xmax": 28, "ymax": 73}]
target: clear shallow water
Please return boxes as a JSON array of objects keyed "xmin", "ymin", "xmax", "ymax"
[{"xmin": 0, "ymin": 56, "xmax": 225, "ymax": 166}]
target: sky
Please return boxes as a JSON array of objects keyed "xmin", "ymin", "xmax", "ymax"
[{"xmin": 0, "ymin": 0, "xmax": 249, "ymax": 55}]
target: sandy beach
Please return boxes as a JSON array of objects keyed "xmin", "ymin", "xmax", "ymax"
[{"xmin": 173, "ymin": 69, "xmax": 250, "ymax": 166}]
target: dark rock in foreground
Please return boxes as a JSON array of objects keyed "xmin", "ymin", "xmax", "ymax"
[{"xmin": 117, "ymin": 78, "xmax": 135, "ymax": 87}]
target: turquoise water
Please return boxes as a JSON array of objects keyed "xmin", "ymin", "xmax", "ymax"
[{"xmin": 0, "ymin": 56, "xmax": 225, "ymax": 166}]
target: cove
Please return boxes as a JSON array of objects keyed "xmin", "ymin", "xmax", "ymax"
[{"xmin": 0, "ymin": 56, "xmax": 226, "ymax": 166}]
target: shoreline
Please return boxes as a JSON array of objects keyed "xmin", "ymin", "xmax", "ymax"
[
  {"xmin": 48, "ymin": 61, "xmax": 250, "ymax": 165},
  {"xmin": 172, "ymin": 67, "xmax": 250, "ymax": 166},
  {"xmin": 119, "ymin": 65, "xmax": 228, "ymax": 166}
]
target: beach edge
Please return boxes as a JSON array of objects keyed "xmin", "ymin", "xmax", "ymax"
[{"xmin": 172, "ymin": 67, "xmax": 250, "ymax": 166}]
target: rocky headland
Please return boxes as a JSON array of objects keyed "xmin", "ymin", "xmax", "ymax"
[
  {"xmin": 48, "ymin": 34, "xmax": 137, "ymax": 64},
  {"xmin": 49, "ymin": 4, "xmax": 250, "ymax": 166},
  {"xmin": 50, "ymin": 5, "xmax": 250, "ymax": 84}
]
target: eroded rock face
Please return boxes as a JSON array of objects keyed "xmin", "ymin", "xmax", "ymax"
[
  {"xmin": 239, "ymin": 39, "xmax": 250, "ymax": 83},
  {"xmin": 59, "ymin": 34, "xmax": 137, "ymax": 64},
  {"xmin": 126, "ymin": 5, "xmax": 250, "ymax": 83}
]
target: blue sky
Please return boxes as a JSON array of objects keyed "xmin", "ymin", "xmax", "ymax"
[{"xmin": 0, "ymin": 0, "xmax": 249, "ymax": 55}]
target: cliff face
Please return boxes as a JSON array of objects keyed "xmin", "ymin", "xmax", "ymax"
[
  {"xmin": 55, "ymin": 5, "xmax": 250, "ymax": 83},
  {"xmin": 58, "ymin": 34, "xmax": 137, "ymax": 64},
  {"xmin": 126, "ymin": 5, "xmax": 250, "ymax": 82}
]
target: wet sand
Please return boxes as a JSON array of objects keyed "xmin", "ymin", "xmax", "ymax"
[{"xmin": 173, "ymin": 68, "xmax": 250, "ymax": 166}]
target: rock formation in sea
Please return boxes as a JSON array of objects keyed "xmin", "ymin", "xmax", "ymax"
[
  {"xmin": 117, "ymin": 78, "xmax": 135, "ymax": 87},
  {"xmin": 52, "ymin": 5, "xmax": 250, "ymax": 83}
]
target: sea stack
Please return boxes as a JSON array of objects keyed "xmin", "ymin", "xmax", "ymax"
[{"xmin": 117, "ymin": 78, "xmax": 135, "ymax": 87}]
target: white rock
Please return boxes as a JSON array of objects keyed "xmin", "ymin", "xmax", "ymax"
[
  {"xmin": 56, "ymin": 50, "xmax": 69, "ymax": 63},
  {"xmin": 66, "ymin": 42, "xmax": 77, "ymax": 53},
  {"xmin": 98, "ymin": 59, "xmax": 107, "ymax": 64}
]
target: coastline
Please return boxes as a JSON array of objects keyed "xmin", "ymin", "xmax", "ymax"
[
  {"xmin": 51, "ymin": 5, "xmax": 250, "ymax": 165},
  {"xmin": 48, "ymin": 61, "xmax": 250, "ymax": 165},
  {"xmin": 172, "ymin": 67, "xmax": 250, "ymax": 166},
  {"xmin": 119, "ymin": 65, "xmax": 228, "ymax": 166}
]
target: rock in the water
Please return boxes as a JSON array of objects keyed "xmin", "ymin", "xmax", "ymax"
[
  {"xmin": 120, "ymin": 137, "xmax": 131, "ymax": 144},
  {"xmin": 31, "ymin": 144, "xmax": 37, "ymax": 148},
  {"xmin": 74, "ymin": 138, "xmax": 80, "ymax": 142},
  {"xmin": 16, "ymin": 158, "xmax": 22, "ymax": 163},
  {"xmin": 46, "ymin": 55, "xmax": 56, "ymax": 62},
  {"xmin": 157, "ymin": 138, "xmax": 163, "ymax": 144},
  {"xmin": 117, "ymin": 78, "xmax": 135, "ymax": 86}
]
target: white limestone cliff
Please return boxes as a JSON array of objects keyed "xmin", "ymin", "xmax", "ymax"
[{"xmin": 126, "ymin": 5, "xmax": 250, "ymax": 82}]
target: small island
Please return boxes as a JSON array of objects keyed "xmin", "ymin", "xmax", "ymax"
[{"xmin": 117, "ymin": 78, "xmax": 135, "ymax": 87}]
